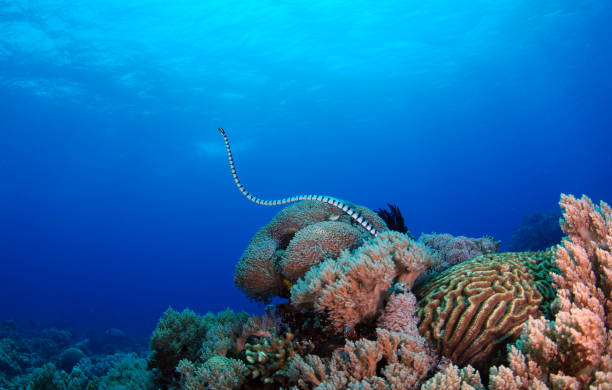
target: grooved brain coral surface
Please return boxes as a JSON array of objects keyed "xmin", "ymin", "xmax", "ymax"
[{"xmin": 414, "ymin": 252, "xmax": 552, "ymax": 368}]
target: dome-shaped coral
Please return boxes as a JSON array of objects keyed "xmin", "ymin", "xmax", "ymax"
[
  {"xmin": 414, "ymin": 251, "xmax": 555, "ymax": 369},
  {"xmin": 280, "ymin": 221, "xmax": 364, "ymax": 282},
  {"xmin": 235, "ymin": 200, "xmax": 387, "ymax": 300}
]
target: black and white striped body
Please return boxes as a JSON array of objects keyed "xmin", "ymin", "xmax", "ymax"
[{"xmin": 218, "ymin": 127, "xmax": 379, "ymax": 237}]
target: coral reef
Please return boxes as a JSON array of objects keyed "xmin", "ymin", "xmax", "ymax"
[
  {"xmin": 0, "ymin": 320, "xmax": 152, "ymax": 389},
  {"xmin": 0, "ymin": 338, "xmax": 28, "ymax": 377},
  {"xmin": 149, "ymin": 308, "xmax": 213, "ymax": 386},
  {"xmin": 93, "ymin": 354, "xmax": 154, "ymax": 390},
  {"xmin": 421, "ymin": 364, "xmax": 484, "ymax": 390},
  {"xmin": 291, "ymin": 231, "xmax": 438, "ymax": 332},
  {"xmin": 414, "ymin": 251, "xmax": 556, "ymax": 370},
  {"xmin": 148, "ymin": 307, "xmax": 251, "ymax": 387},
  {"xmin": 5, "ymin": 192, "xmax": 610, "ymax": 390},
  {"xmin": 235, "ymin": 200, "xmax": 387, "ymax": 300},
  {"xmin": 489, "ymin": 194, "xmax": 612, "ymax": 389},
  {"xmin": 280, "ymin": 221, "xmax": 364, "ymax": 282},
  {"xmin": 245, "ymin": 332, "xmax": 297, "ymax": 383},
  {"xmin": 23, "ymin": 354, "xmax": 153, "ymax": 390},
  {"xmin": 284, "ymin": 326, "xmax": 436, "ymax": 389},
  {"xmin": 59, "ymin": 347, "xmax": 86, "ymax": 372},
  {"xmin": 177, "ymin": 356, "xmax": 247, "ymax": 390},
  {"xmin": 418, "ymin": 233, "xmax": 500, "ymax": 272}
]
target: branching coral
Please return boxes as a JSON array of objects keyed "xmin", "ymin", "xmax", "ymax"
[
  {"xmin": 284, "ymin": 327, "xmax": 435, "ymax": 389},
  {"xmin": 377, "ymin": 290, "xmax": 420, "ymax": 333},
  {"xmin": 96, "ymin": 354, "xmax": 154, "ymax": 390},
  {"xmin": 291, "ymin": 231, "xmax": 438, "ymax": 332},
  {"xmin": 489, "ymin": 194, "xmax": 612, "ymax": 389},
  {"xmin": 177, "ymin": 356, "xmax": 247, "ymax": 390},
  {"xmin": 245, "ymin": 333, "xmax": 297, "ymax": 384},
  {"xmin": 149, "ymin": 308, "xmax": 250, "ymax": 388},
  {"xmin": 421, "ymin": 364, "xmax": 484, "ymax": 390},
  {"xmin": 148, "ymin": 308, "xmax": 213, "ymax": 386}
]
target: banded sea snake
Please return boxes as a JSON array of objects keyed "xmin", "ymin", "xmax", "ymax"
[{"xmin": 218, "ymin": 127, "xmax": 379, "ymax": 237}]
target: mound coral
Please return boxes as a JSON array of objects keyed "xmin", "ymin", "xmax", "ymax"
[
  {"xmin": 59, "ymin": 347, "xmax": 85, "ymax": 372},
  {"xmin": 235, "ymin": 200, "xmax": 387, "ymax": 300},
  {"xmin": 489, "ymin": 194, "xmax": 612, "ymax": 389},
  {"xmin": 418, "ymin": 233, "xmax": 500, "ymax": 271},
  {"xmin": 414, "ymin": 251, "xmax": 556, "ymax": 369},
  {"xmin": 280, "ymin": 221, "xmax": 364, "ymax": 282},
  {"xmin": 291, "ymin": 231, "xmax": 439, "ymax": 332}
]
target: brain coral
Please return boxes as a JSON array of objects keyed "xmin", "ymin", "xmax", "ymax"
[
  {"xmin": 235, "ymin": 200, "xmax": 387, "ymax": 300},
  {"xmin": 414, "ymin": 251, "xmax": 555, "ymax": 369}
]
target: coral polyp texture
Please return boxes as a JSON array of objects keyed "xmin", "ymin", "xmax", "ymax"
[
  {"xmin": 414, "ymin": 251, "xmax": 556, "ymax": 369},
  {"xmin": 234, "ymin": 199, "xmax": 387, "ymax": 300},
  {"xmin": 291, "ymin": 231, "xmax": 439, "ymax": 332},
  {"xmin": 284, "ymin": 327, "xmax": 437, "ymax": 389},
  {"xmin": 418, "ymin": 232, "xmax": 500, "ymax": 270},
  {"xmin": 141, "ymin": 193, "xmax": 610, "ymax": 390}
]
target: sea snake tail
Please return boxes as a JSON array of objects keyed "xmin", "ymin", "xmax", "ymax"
[{"xmin": 218, "ymin": 127, "xmax": 378, "ymax": 237}]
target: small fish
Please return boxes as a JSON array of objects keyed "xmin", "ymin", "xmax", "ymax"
[{"xmin": 329, "ymin": 214, "xmax": 340, "ymax": 221}]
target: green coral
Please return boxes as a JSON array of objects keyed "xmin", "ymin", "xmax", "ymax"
[
  {"xmin": 176, "ymin": 356, "xmax": 247, "ymax": 390},
  {"xmin": 148, "ymin": 307, "xmax": 249, "ymax": 388},
  {"xmin": 200, "ymin": 309, "xmax": 249, "ymax": 361},
  {"xmin": 25, "ymin": 362, "xmax": 87, "ymax": 390},
  {"xmin": 23, "ymin": 355, "xmax": 153, "ymax": 390},
  {"xmin": 149, "ymin": 308, "xmax": 211, "ymax": 386},
  {"xmin": 522, "ymin": 249, "xmax": 559, "ymax": 319},
  {"xmin": 0, "ymin": 338, "xmax": 27, "ymax": 377},
  {"xmin": 95, "ymin": 354, "xmax": 153, "ymax": 390}
]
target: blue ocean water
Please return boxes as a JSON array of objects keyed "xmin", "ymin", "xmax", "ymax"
[{"xmin": 0, "ymin": 0, "xmax": 610, "ymax": 340}]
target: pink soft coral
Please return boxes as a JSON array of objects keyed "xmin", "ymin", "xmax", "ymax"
[
  {"xmin": 490, "ymin": 194, "xmax": 612, "ymax": 389},
  {"xmin": 290, "ymin": 231, "xmax": 438, "ymax": 332}
]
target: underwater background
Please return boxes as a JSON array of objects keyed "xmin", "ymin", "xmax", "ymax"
[{"xmin": 1, "ymin": 0, "xmax": 611, "ymax": 345}]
